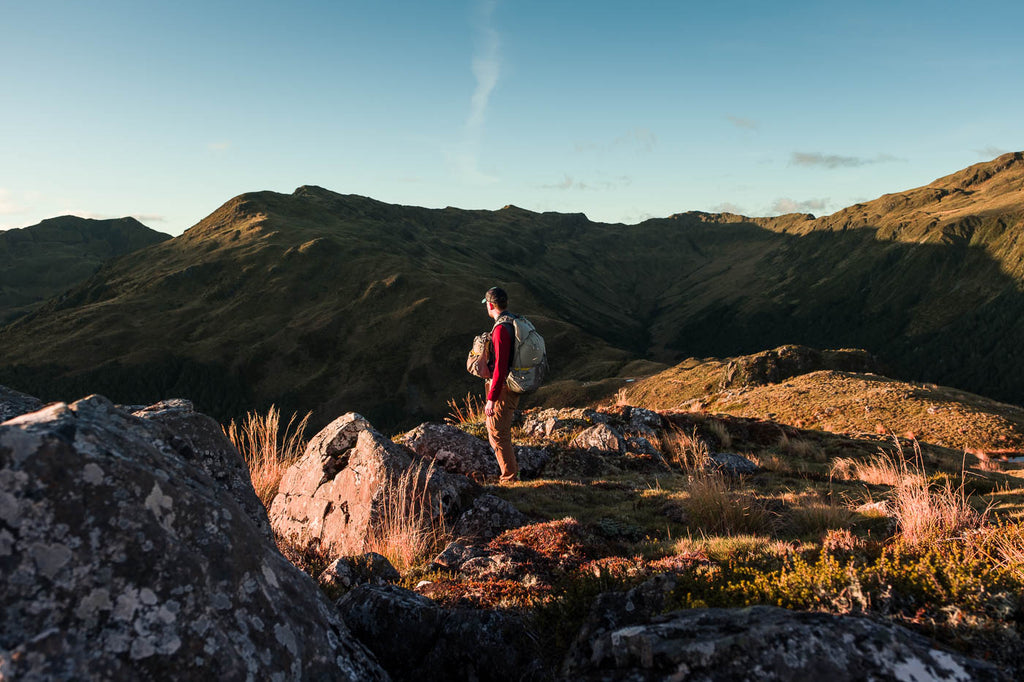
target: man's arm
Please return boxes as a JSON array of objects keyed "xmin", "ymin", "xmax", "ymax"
[{"xmin": 485, "ymin": 322, "xmax": 513, "ymax": 412}]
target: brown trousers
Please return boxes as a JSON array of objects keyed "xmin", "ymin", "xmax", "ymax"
[{"xmin": 486, "ymin": 388, "xmax": 520, "ymax": 482}]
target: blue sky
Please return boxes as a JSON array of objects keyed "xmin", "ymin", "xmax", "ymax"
[{"xmin": 1, "ymin": 0, "xmax": 1021, "ymax": 234}]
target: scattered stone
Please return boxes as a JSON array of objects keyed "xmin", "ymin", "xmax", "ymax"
[
  {"xmin": 0, "ymin": 384, "xmax": 43, "ymax": 423},
  {"xmin": 430, "ymin": 542, "xmax": 493, "ymax": 571},
  {"xmin": 563, "ymin": 604, "xmax": 1005, "ymax": 681},
  {"xmin": 0, "ymin": 394, "xmax": 386, "ymax": 681},
  {"xmin": 337, "ymin": 584, "xmax": 548, "ymax": 682},
  {"xmin": 708, "ymin": 452, "xmax": 760, "ymax": 477},
  {"xmin": 400, "ymin": 422, "xmax": 496, "ymax": 476},
  {"xmin": 514, "ymin": 445, "xmax": 551, "ymax": 476},
  {"xmin": 451, "ymin": 493, "xmax": 530, "ymax": 543},
  {"xmin": 627, "ymin": 407, "xmax": 663, "ymax": 431},
  {"xmin": 571, "ymin": 423, "xmax": 626, "ymax": 453},
  {"xmin": 457, "ymin": 553, "xmax": 521, "ymax": 580},
  {"xmin": 519, "ymin": 408, "xmax": 609, "ymax": 439},
  {"xmin": 399, "ymin": 422, "xmax": 549, "ymax": 479},
  {"xmin": 270, "ymin": 413, "xmax": 478, "ymax": 559},
  {"xmin": 319, "ymin": 552, "xmax": 401, "ymax": 589}
]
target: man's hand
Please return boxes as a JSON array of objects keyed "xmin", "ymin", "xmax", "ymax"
[{"xmin": 485, "ymin": 399, "xmax": 495, "ymax": 417}]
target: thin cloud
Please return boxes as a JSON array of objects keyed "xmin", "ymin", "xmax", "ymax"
[
  {"xmin": 455, "ymin": 0, "xmax": 501, "ymax": 184},
  {"xmin": 975, "ymin": 146, "xmax": 1007, "ymax": 159},
  {"xmin": 771, "ymin": 197, "xmax": 829, "ymax": 215},
  {"xmin": 208, "ymin": 142, "xmax": 231, "ymax": 152},
  {"xmin": 710, "ymin": 202, "xmax": 747, "ymax": 215},
  {"xmin": 791, "ymin": 152, "xmax": 901, "ymax": 169},
  {"xmin": 541, "ymin": 174, "xmax": 632, "ymax": 191},
  {"xmin": 132, "ymin": 214, "xmax": 166, "ymax": 223},
  {"xmin": 726, "ymin": 115, "xmax": 758, "ymax": 131}
]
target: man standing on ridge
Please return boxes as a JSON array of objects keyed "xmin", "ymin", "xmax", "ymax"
[{"xmin": 482, "ymin": 286, "xmax": 519, "ymax": 483}]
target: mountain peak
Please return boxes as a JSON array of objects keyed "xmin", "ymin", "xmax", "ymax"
[{"xmin": 930, "ymin": 151, "xmax": 1024, "ymax": 191}]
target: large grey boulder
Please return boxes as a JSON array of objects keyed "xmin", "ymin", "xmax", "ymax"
[
  {"xmin": 270, "ymin": 414, "xmax": 478, "ymax": 560},
  {"xmin": 399, "ymin": 422, "xmax": 549, "ymax": 479},
  {"xmin": 337, "ymin": 584, "xmax": 547, "ymax": 682},
  {"xmin": 0, "ymin": 395, "xmax": 388, "ymax": 681},
  {"xmin": 0, "ymin": 385, "xmax": 43, "ymax": 423},
  {"xmin": 133, "ymin": 398, "xmax": 273, "ymax": 538},
  {"xmin": 564, "ymin": 603, "xmax": 1004, "ymax": 681}
]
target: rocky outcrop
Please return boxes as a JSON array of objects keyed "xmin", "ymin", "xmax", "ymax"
[
  {"xmin": 564, "ymin": 600, "xmax": 1004, "ymax": 681},
  {"xmin": 337, "ymin": 584, "xmax": 547, "ymax": 682},
  {"xmin": 0, "ymin": 385, "xmax": 43, "ymax": 422},
  {"xmin": 450, "ymin": 493, "xmax": 530, "ymax": 543},
  {"xmin": 399, "ymin": 422, "xmax": 549, "ymax": 479},
  {"xmin": 0, "ymin": 395, "xmax": 387, "ymax": 681},
  {"xmin": 270, "ymin": 413, "xmax": 478, "ymax": 559},
  {"xmin": 720, "ymin": 345, "xmax": 881, "ymax": 390}
]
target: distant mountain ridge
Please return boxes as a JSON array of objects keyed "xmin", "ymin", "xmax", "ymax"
[
  {"xmin": 0, "ymin": 153, "xmax": 1022, "ymax": 427},
  {"xmin": 0, "ymin": 215, "xmax": 171, "ymax": 323}
]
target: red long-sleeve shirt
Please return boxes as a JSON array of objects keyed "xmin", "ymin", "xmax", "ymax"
[{"xmin": 487, "ymin": 319, "xmax": 514, "ymax": 401}]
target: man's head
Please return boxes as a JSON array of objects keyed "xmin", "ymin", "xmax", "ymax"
[{"xmin": 482, "ymin": 286, "xmax": 508, "ymax": 317}]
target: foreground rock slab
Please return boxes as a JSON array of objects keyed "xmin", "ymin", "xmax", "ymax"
[
  {"xmin": 0, "ymin": 395, "xmax": 388, "ymax": 681},
  {"xmin": 337, "ymin": 584, "xmax": 547, "ymax": 682},
  {"xmin": 564, "ymin": 603, "xmax": 1005, "ymax": 681}
]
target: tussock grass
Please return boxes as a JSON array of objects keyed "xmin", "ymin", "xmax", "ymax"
[
  {"xmin": 367, "ymin": 459, "xmax": 451, "ymax": 573},
  {"xmin": 225, "ymin": 405, "xmax": 311, "ymax": 508},
  {"xmin": 778, "ymin": 433, "xmax": 825, "ymax": 461},
  {"xmin": 662, "ymin": 425, "xmax": 712, "ymax": 472},
  {"xmin": 445, "ymin": 391, "xmax": 484, "ymax": 425},
  {"xmin": 705, "ymin": 419, "xmax": 732, "ymax": 449},
  {"xmin": 683, "ymin": 469, "xmax": 774, "ymax": 536},
  {"xmin": 787, "ymin": 502, "xmax": 855, "ymax": 538}
]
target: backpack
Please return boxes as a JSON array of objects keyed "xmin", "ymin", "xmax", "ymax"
[
  {"xmin": 466, "ymin": 332, "xmax": 492, "ymax": 379},
  {"xmin": 495, "ymin": 313, "xmax": 548, "ymax": 394}
]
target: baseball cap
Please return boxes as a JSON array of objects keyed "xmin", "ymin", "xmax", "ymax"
[{"xmin": 481, "ymin": 286, "xmax": 508, "ymax": 306}]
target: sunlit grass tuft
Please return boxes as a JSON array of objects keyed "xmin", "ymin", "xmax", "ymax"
[{"xmin": 225, "ymin": 405, "xmax": 311, "ymax": 508}]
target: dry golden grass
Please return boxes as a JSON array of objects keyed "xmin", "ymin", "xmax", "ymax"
[
  {"xmin": 445, "ymin": 392, "xmax": 485, "ymax": 425},
  {"xmin": 778, "ymin": 433, "xmax": 824, "ymax": 461},
  {"xmin": 225, "ymin": 405, "xmax": 311, "ymax": 508},
  {"xmin": 683, "ymin": 469, "xmax": 774, "ymax": 536},
  {"xmin": 367, "ymin": 459, "xmax": 451, "ymax": 573},
  {"xmin": 787, "ymin": 502, "xmax": 855, "ymax": 537},
  {"xmin": 705, "ymin": 419, "xmax": 732, "ymax": 449},
  {"xmin": 661, "ymin": 425, "xmax": 712, "ymax": 472},
  {"xmin": 831, "ymin": 451, "xmax": 925, "ymax": 487},
  {"xmin": 881, "ymin": 440, "xmax": 989, "ymax": 547},
  {"xmin": 985, "ymin": 522, "xmax": 1024, "ymax": 581}
]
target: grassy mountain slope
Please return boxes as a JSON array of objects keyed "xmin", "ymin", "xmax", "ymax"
[
  {"xmin": 1, "ymin": 153, "xmax": 1023, "ymax": 428},
  {"xmin": 0, "ymin": 216, "xmax": 170, "ymax": 323},
  {"xmin": 621, "ymin": 345, "xmax": 1024, "ymax": 454}
]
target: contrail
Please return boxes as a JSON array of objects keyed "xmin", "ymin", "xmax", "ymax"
[
  {"xmin": 457, "ymin": 0, "xmax": 500, "ymax": 183},
  {"xmin": 467, "ymin": 0, "xmax": 500, "ymax": 133}
]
